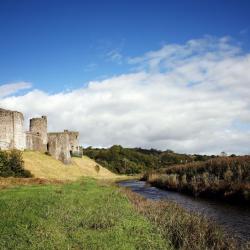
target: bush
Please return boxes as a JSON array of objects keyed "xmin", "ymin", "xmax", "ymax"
[
  {"xmin": 0, "ymin": 150, "xmax": 32, "ymax": 178},
  {"xmin": 94, "ymin": 164, "xmax": 100, "ymax": 174},
  {"xmin": 70, "ymin": 151, "xmax": 83, "ymax": 158}
]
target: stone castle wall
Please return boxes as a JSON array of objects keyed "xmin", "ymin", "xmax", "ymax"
[
  {"xmin": 47, "ymin": 132, "xmax": 71, "ymax": 164},
  {"xmin": 26, "ymin": 116, "xmax": 48, "ymax": 152},
  {"xmin": 26, "ymin": 132, "xmax": 46, "ymax": 152},
  {"xmin": 64, "ymin": 130, "xmax": 79, "ymax": 153},
  {"xmin": 0, "ymin": 108, "xmax": 26, "ymax": 150}
]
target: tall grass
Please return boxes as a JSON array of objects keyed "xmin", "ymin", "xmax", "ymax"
[
  {"xmin": 123, "ymin": 188, "xmax": 237, "ymax": 250},
  {"xmin": 144, "ymin": 156, "xmax": 250, "ymax": 202}
]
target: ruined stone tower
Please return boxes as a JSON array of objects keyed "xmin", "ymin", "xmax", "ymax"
[
  {"xmin": 26, "ymin": 116, "xmax": 48, "ymax": 152},
  {"xmin": 64, "ymin": 130, "xmax": 79, "ymax": 154},
  {"xmin": 47, "ymin": 130, "xmax": 80, "ymax": 164},
  {"xmin": 0, "ymin": 108, "xmax": 26, "ymax": 150},
  {"xmin": 30, "ymin": 116, "xmax": 48, "ymax": 144},
  {"xmin": 47, "ymin": 131, "xmax": 71, "ymax": 164}
]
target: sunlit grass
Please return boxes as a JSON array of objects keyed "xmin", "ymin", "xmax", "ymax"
[
  {"xmin": 23, "ymin": 151, "xmax": 123, "ymax": 181},
  {"xmin": 0, "ymin": 178, "xmax": 170, "ymax": 250}
]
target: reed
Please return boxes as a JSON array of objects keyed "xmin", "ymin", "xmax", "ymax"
[
  {"xmin": 143, "ymin": 156, "xmax": 250, "ymax": 202},
  {"xmin": 123, "ymin": 188, "xmax": 237, "ymax": 250}
]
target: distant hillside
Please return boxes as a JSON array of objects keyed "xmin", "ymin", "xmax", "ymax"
[
  {"xmin": 82, "ymin": 145, "xmax": 213, "ymax": 174},
  {"xmin": 23, "ymin": 151, "xmax": 120, "ymax": 180}
]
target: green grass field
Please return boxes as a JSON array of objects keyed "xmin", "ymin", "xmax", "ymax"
[{"xmin": 0, "ymin": 178, "xmax": 170, "ymax": 250}]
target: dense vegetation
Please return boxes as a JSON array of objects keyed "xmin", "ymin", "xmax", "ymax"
[
  {"xmin": 0, "ymin": 178, "xmax": 170, "ymax": 249},
  {"xmin": 0, "ymin": 150, "xmax": 32, "ymax": 178},
  {"xmin": 143, "ymin": 156, "xmax": 250, "ymax": 203},
  {"xmin": 82, "ymin": 145, "xmax": 213, "ymax": 174}
]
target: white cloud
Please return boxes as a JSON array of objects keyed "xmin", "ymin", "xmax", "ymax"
[
  {"xmin": 0, "ymin": 82, "xmax": 31, "ymax": 98},
  {"xmin": 106, "ymin": 49, "xmax": 123, "ymax": 64},
  {"xmin": 0, "ymin": 36, "xmax": 250, "ymax": 154}
]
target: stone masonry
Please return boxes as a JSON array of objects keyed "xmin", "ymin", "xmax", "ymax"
[
  {"xmin": 26, "ymin": 116, "xmax": 48, "ymax": 152},
  {"xmin": 64, "ymin": 130, "xmax": 79, "ymax": 154},
  {"xmin": 0, "ymin": 108, "xmax": 26, "ymax": 150},
  {"xmin": 47, "ymin": 132, "xmax": 71, "ymax": 164},
  {"xmin": 0, "ymin": 107, "xmax": 80, "ymax": 164}
]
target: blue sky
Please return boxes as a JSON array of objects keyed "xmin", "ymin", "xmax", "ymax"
[
  {"xmin": 0, "ymin": 0, "xmax": 250, "ymax": 154},
  {"xmin": 0, "ymin": 0, "xmax": 249, "ymax": 92}
]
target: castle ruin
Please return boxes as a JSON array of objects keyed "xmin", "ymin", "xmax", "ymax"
[
  {"xmin": 47, "ymin": 130, "xmax": 79, "ymax": 164},
  {"xmin": 0, "ymin": 108, "xmax": 80, "ymax": 164},
  {"xmin": 26, "ymin": 116, "xmax": 48, "ymax": 152},
  {"xmin": 0, "ymin": 108, "xmax": 26, "ymax": 150}
]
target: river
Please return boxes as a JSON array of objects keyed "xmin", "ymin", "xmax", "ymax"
[{"xmin": 118, "ymin": 180, "xmax": 250, "ymax": 244}]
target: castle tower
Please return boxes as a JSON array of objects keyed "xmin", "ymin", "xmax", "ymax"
[
  {"xmin": 0, "ymin": 108, "xmax": 26, "ymax": 150},
  {"xmin": 64, "ymin": 130, "xmax": 79, "ymax": 154},
  {"xmin": 47, "ymin": 131, "xmax": 71, "ymax": 164},
  {"xmin": 47, "ymin": 130, "xmax": 80, "ymax": 164},
  {"xmin": 26, "ymin": 116, "xmax": 48, "ymax": 152},
  {"xmin": 29, "ymin": 116, "xmax": 48, "ymax": 145}
]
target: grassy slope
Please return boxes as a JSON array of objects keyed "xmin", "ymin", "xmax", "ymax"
[
  {"xmin": 23, "ymin": 151, "xmax": 123, "ymax": 180},
  {"xmin": 0, "ymin": 178, "xmax": 170, "ymax": 250}
]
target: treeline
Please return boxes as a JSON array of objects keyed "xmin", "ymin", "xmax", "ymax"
[
  {"xmin": 0, "ymin": 150, "xmax": 32, "ymax": 178},
  {"xmin": 82, "ymin": 145, "xmax": 214, "ymax": 174},
  {"xmin": 143, "ymin": 156, "xmax": 250, "ymax": 203}
]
